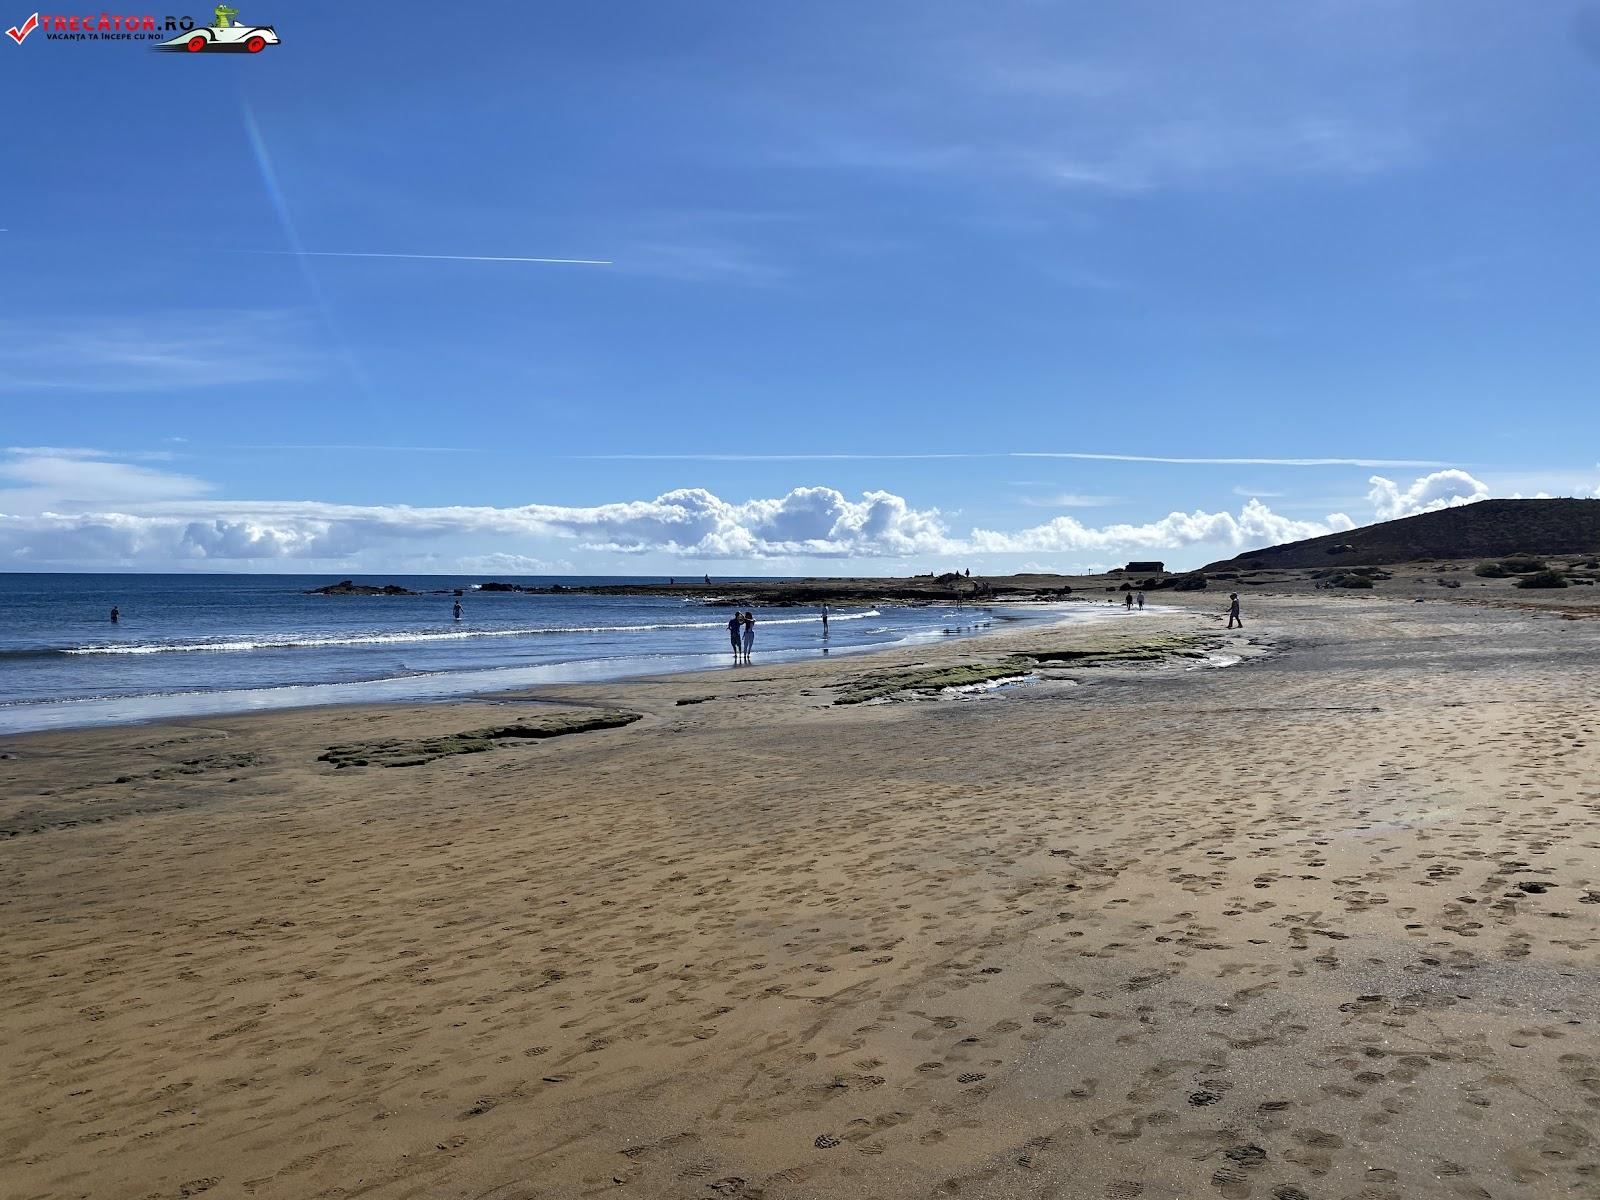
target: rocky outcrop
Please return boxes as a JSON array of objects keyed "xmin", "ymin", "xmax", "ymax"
[{"xmin": 306, "ymin": 580, "xmax": 418, "ymax": 596}]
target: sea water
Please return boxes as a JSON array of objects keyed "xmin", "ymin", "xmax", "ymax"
[{"xmin": 0, "ymin": 573, "xmax": 1062, "ymax": 733}]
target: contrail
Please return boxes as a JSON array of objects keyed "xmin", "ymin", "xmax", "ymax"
[
  {"xmin": 248, "ymin": 250, "xmax": 612, "ymax": 265},
  {"xmin": 572, "ymin": 452, "xmax": 1452, "ymax": 468},
  {"xmin": 574, "ymin": 453, "xmax": 987, "ymax": 461},
  {"xmin": 241, "ymin": 98, "xmax": 377, "ymax": 410}
]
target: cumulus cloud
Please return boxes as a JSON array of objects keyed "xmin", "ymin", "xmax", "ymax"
[
  {"xmin": 0, "ymin": 486, "xmax": 1360, "ymax": 569},
  {"xmin": 968, "ymin": 498, "xmax": 1353, "ymax": 554},
  {"xmin": 0, "ymin": 488, "xmax": 956, "ymax": 567},
  {"xmin": 1367, "ymin": 470, "xmax": 1489, "ymax": 521},
  {"xmin": 0, "ymin": 453, "xmax": 1538, "ymax": 571}
]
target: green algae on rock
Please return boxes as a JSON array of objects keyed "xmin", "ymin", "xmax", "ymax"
[
  {"xmin": 832, "ymin": 661, "xmax": 1035, "ymax": 705},
  {"xmin": 830, "ymin": 634, "xmax": 1217, "ymax": 705},
  {"xmin": 318, "ymin": 710, "xmax": 642, "ymax": 769}
]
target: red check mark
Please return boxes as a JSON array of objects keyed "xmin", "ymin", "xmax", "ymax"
[{"xmin": 6, "ymin": 12, "xmax": 40, "ymax": 43}]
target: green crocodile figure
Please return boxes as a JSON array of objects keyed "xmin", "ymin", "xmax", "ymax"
[{"xmin": 213, "ymin": 4, "xmax": 238, "ymax": 28}]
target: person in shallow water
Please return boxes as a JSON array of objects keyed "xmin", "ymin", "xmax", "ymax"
[
  {"xmin": 453, "ymin": 600, "xmax": 462, "ymax": 621},
  {"xmin": 1137, "ymin": 591, "xmax": 1145, "ymax": 610},
  {"xmin": 1227, "ymin": 593, "xmax": 1243, "ymax": 629},
  {"xmin": 1125, "ymin": 592, "xmax": 1134, "ymax": 610},
  {"xmin": 728, "ymin": 611, "xmax": 742, "ymax": 662},
  {"xmin": 741, "ymin": 611, "xmax": 756, "ymax": 664},
  {"xmin": 110, "ymin": 606, "xmax": 119, "ymax": 623}
]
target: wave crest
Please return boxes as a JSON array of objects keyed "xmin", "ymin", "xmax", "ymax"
[{"xmin": 56, "ymin": 610, "xmax": 882, "ymax": 655}]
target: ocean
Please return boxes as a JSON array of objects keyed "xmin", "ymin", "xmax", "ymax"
[{"xmin": 0, "ymin": 573, "xmax": 1057, "ymax": 734}]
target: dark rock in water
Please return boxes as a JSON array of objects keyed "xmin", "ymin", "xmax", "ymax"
[
  {"xmin": 307, "ymin": 580, "xmax": 418, "ymax": 596},
  {"xmin": 478, "ymin": 580, "xmax": 563, "ymax": 593}
]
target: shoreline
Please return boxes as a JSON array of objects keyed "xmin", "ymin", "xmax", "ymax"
[
  {"xmin": 5, "ymin": 572, "xmax": 1588, "ymax": 739},
  {"xmin": 0, "ymin": 604, "xmax": 1226, "ymax": 835},
  {"xmin": 0, "ymin": 599, "xmax": 1105, "ymax": 737}
]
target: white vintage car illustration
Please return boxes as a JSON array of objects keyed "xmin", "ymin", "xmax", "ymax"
[{"xmin": 156, "ymin": 19, "xmax": 278, "ymax": 52}]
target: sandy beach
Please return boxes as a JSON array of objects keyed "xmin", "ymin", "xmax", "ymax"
[{"xmin": 3, "ymin": 594, "xmax": 1597, "ymax": 1200}]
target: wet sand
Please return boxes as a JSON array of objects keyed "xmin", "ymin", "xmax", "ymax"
[{"xmin": 2, "ymin": 597, "xmax": 1597, "ymax": 1199}]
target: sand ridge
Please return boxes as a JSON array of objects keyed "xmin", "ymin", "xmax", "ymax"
[{"xmin": 1, "ymin": 599, "xmax": 1596, "ymax": 1199}]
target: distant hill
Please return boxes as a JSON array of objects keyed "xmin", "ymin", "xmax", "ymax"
[{"xmin": 1203, "ymin": 498, "xmax": 1600, "ymax": 571}]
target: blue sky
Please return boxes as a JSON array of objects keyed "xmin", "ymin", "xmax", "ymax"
[{"xmin": 2, "ymin": 0, "xmax": 1598, "ymax": 573}]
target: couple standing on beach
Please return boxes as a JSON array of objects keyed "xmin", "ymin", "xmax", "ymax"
[{"xmin": 728, "ymin": 611, "xmax": 756, "ymax": 664}]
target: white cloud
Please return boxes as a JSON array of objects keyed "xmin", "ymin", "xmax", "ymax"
[
  {"xmin": 455, "ymin": 552, "xmax": 575, "ymax": 575},
  {"xmin": 968, "ymin": 498, "xmax": 1354, "ymax": 554},
  {"xmin": 0, "ymin": 485, "xmax": 953, "ymax": 567},
  {"xmin": 0, "ymin": 487, "xmax": 1355, "ymax": 569},
  {"xmin": 782, "ymin": 114, "xmax": 1414, "ymax": 196},
  {"xmin": 0, "ymin": 456, "xmax": 1549, "ymax": 572},
  {"xmin": 1367, "ymin": 470, "xmax": 1489, "ymax": 521},
  {"xmin": 0, "ymin": 312, "xmax": 317, "ymax": 392},
  {"xmin": 1019, "ymin": 493, "xmax": 1120, "ymax": 508},
  {"xmin": 0, "ymin": 448, "xmax": 211, "ymax": 512}
]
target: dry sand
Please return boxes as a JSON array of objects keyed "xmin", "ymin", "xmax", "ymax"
[{"xmin": 2, "ymin": 596, "xmax": 1597, "ymax": 1200}]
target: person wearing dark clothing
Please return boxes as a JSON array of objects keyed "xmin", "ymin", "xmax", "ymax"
[
  {"xmin": 728, "ymin": 612, "xmax": 742, "ymax": 660},
  {"xmin": 1227, "ymin": 593, "xmax": 1243, "ymax": 629},
  {"xmin": 110, "ymin": 606, "xmax": 120, "ymax": 623}
]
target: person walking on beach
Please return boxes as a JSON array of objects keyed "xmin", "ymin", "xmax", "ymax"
[
  {"xmin": 1227, "ymin": 593, "xmax": 1243, "ymax": 629},
  {"xmin": 820, "ymin": 602, "xmax": 830, "ymax": 637},
  {"xmin": 728, "ymin": 611, "xmax": 743, "ymax": 662},
  {"xmin": 1125, "ymin": 592, "xmax": 1134, "ymax": 610},
  {"xmin": 741, "ymin": 611, "xmax": 756, "ymax": 664},
  {"xmin": 1136, "ymin": 591, "xmax": 1145, "ymax": 610}
]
